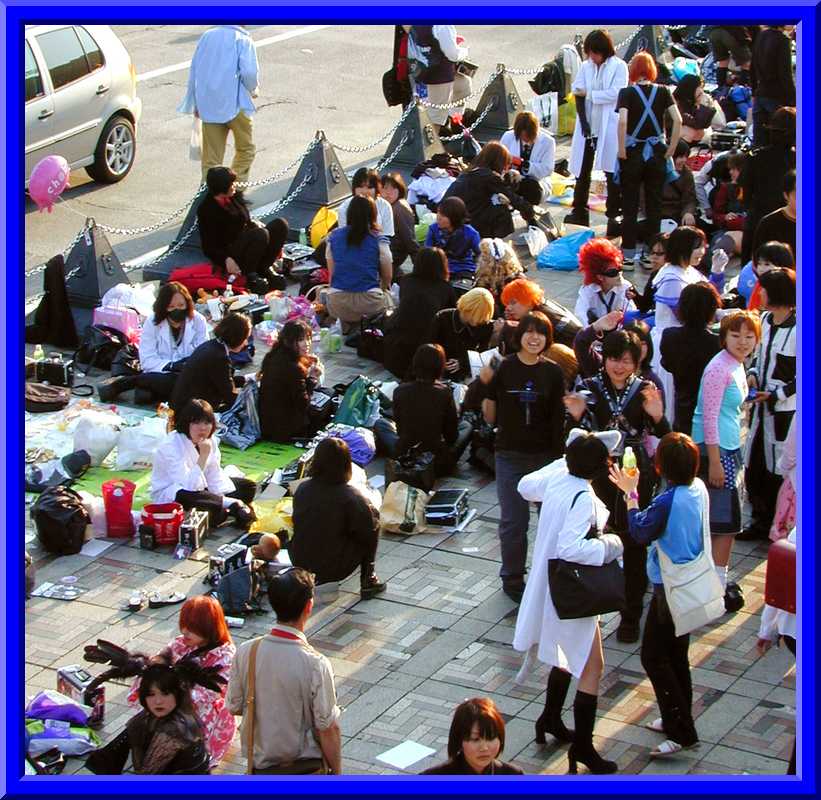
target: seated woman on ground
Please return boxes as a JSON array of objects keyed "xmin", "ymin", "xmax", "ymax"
[
  {"xmin": 474, "ymin": 238, "xmax": 524, "ymax": 311},
  {"xmin": 258, "ymin": 319, "xmax": 325, "ymax": 443},
  {"xmin": 500, "ymin": 109, "xmax": 556, "ymax": 206},
  {"xmin": 574, "ymin": 238, "xmax": 636, "ymax": 326},
  {"xmin": 672, "ymin": 73, "xmax": 726, "ymax": 146},
  {"xmin": 290, "ymin": 437, "xmax": 386, "ymax": 600},
  {"xmin": 325, "ymin": 195, "xmax": 392, "ymax": 334},
  {"xmin": 98, "ymin": 281, "xmax": 209, "ymax": 405},
  {"xmin": 170, "ymin": 312, "xmax": 251, "ymax": 414},
  {"xmin": 151, "ymin": 398, "xmax": 257, "ymax": 529},
  {"xmin": 429, "ymin": 287, "xmax": 495, "ymax": 382},
  {"xmin": 374, "ymin": 343, "xmax": 473, "ymax": 476},
  {"xmin": 381, "ymin": 171, "xmax": 418, "ymax": 282},
  {"xmin": 425, "ymin": 196, "xmax": 481, "ymax": 281},
  {"xmin": 383, "ymin": 247, "xmax": 456, "ymax": 380}
]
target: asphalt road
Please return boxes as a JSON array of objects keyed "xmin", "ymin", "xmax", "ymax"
[{"xmin": 23, "ymin": 23, "xmax": 637, "ymax": 286}]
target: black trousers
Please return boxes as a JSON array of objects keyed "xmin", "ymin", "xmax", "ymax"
[
  {"xmin": 619, "ymin": 147, "xmax": 666, "ymax": 252},
  {"xmin": 470, "ymin": 204, "xmax": 515, "ymax": 239},
  {"xmin": 229, "ymin": 218, "xmax": 289, "ymax": 277},
  {"xmin": 174, "ymin": 477, "xmax": 257, "ymax": 525},
  {"xmin": 616, "ymin": 530, "xmax": 648, "ymax": 625},
  {"xmin": 573, "ymin": 138, "xmax": 622, "ymax": 220},
  {"xmin": 640, "ymin": 589, "xmax": 698, "ymax": 746},
  {"xmin": 745, "ymin": 423, "xmax": 783, "ymax": 530},
  {"xmin": 373, "ymin": 416, "xmax": 474, "ymax": 476},
  {"xmin": 134, "ymin": 371, "xmax": 177, "ymax": 401}
]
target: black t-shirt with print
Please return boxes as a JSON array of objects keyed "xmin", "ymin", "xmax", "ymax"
[
  {"xmin": 486, "ymin": 354, "xmax": 566, "ymax": 455},
  {"xmin": 617, "ymin": 84, "xmax": 675, "ymax": 141}
]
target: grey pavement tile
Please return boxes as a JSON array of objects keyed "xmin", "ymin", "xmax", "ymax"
[
  {"xmin": 695, "ymin": 744, "xmax": 789, "ymax": 775},
  {"xmin": 693, "ymin": 693, "xmax": 763, "ymax": 744},
  {"xmin": 339, "ymin": 685, "xmax": 408, "ymax": 738}
]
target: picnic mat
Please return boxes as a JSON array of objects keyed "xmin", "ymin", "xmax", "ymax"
[
  {"xmin": 71, "ymin": 440, "xmax": 302, "ymax": 508},
  {"xmin": 546, "ymin": 188, "xmax": 607, "ymax": 213}
]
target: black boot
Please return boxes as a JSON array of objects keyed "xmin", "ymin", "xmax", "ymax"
[
  {"xmin": 535, "ymin": 667, "xmax": 575, "ymax": 744},
  {"xmin": 568, "ymin": 691, "xmax": 617, "ymax": 774},
  {"xmin": 360, "ymin": 562, "xmax": 387, "ymax": 599},
  {"xmin": 563, "ymin": 209, "xmax": 590, "ymax": 228},
  {"xmin": 98, "ymin": 374, "xmax": 137, "ymax": 402}
]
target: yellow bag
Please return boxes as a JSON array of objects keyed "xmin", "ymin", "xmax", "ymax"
[
  {"xmin": 250, "ymin": 497, "xmax": 293, "ymax": 536},
  {"xmin": 558, "ymin": 93, "xmax": 576, "ymax": 136},
  {"xmin": 549, "ymin": 172, "xmax": 574, "ymax": 198},
  {"xmin": 309, "ymin": 207, "xmax": 339, "ymax": 248}
]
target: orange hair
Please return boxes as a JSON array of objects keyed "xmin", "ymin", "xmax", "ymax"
[
  {"xmin": 578, "ymin": 238, "xmax": 623, "ymax": 285},
  {"xmin": 178, "ymin": 595, "xmax": 231, "ymax": 647},
  {"xmin": 719, "ymin": 310, "xmax": 762, "ymax": 348},
  {"xmin": 628, "ymin": 52, "xmax": 658, "ymax": 83},
  {"xmin": 500, "ymin": 278, "xmax": 544, "ymax": 309}
]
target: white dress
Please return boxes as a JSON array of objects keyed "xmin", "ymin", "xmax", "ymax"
[
  {"xmin": 150, "ymin": 431, "xmax": 235, "ymax": 505},
  {"xmin": 512, "ymin": 460, "xmax": 619, "ymax": 679}
]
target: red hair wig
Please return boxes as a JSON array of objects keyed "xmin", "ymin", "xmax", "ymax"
[
  {"xmin": 500, "ymin": 278, "xmax": 544, "ymax": 309},
  {"xmin": 578, "ymin": 238, "xmax": 624, "ymax": 285},
  {"xmin": 178, "ymin": 595, "xmax": 231, "ymax": 647},
  {"xmin": 628, "ymin": 52, "xmax": 658, "ymax": 83}
]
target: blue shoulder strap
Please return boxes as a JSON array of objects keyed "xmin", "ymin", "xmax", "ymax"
[{"xmin": 626, "ymin": 84, "xmax": 665, "ymax": 161}]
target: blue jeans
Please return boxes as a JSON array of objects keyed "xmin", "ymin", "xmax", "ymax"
[{"xmin": 495, "ymin": 450, "xmax": 552, "ymax": 585}]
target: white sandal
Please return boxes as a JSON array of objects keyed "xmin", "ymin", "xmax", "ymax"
[
  {"xmin": 650, "ymin": 739, "xmax": 698, "ymax": 758},
  {"xmin": 644, "ymin": 717, "xmax": 665, "ymax": 733}
]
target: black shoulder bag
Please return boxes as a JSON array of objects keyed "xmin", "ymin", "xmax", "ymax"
[{"xmin": 548, "ymin": 491, "xmax": 626, "ymax": 619}]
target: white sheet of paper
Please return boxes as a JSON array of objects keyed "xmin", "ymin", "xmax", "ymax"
[
  {"xmin": 376, "ymin": 740, "xmax": 436, "ymax": 770},
  {"xmin": 467, "ymin": 348, "xmax": 500, "ymax": 379},
  {"xmin": 368, "ymin": 475, "xmax": 386, "ymax": 490},
  {"xmin": 274, "ymin": 550, "xmax": 292, "ymax": 566},
  {"xmin": 258, "ymin": 481, "xmax": 287, "ymax": 502},
  {"xmin": 80, "ymin": 539, "xmax": 113, "ymax": 557}
]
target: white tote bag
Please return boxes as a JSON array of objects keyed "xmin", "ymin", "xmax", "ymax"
[
  {"xmin": 656, "ymin": 479, "xmax": 725, "ymax": 636},
  {"xmin": 530, "ymin": 92, "xmax": 559, "ymax": 135},
  {"xmin": 189, "ymin": 117, "xmax": 202, "ymax": 162}
]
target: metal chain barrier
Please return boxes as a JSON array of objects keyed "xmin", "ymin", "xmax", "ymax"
[
  {"xmin": 95, "ymin": 186, "xmax": 207, "ymax": 237},
  {"xmin": 236, "ymin": 137, "xmax": 320, "ymax": 190},
  {"xmin": 438, "ymin": 102, "xmax": 496, "ymax": 141},
  {"xmin": 416, "ymin": 65, "xmax": 504, "ymax": 110},
  {"xmin": 328, "ymin": 102, "xmax": 418, "ymax": 153},
  {"xmin": 250, "ymin": 171, "xmax": 313, "ymax": 219},
  {"xmin": 374, "ymin": 133, "xmax": 410, "ymax": 173}
]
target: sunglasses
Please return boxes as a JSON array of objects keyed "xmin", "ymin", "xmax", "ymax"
[{"xmin": 601, "ymin": 268, "xmax": 621, "ymax": 278}]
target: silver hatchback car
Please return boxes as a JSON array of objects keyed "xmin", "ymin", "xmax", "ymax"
[{"xmin": 25, "ymin": 24, "xmax": 142, "ymax": 186}]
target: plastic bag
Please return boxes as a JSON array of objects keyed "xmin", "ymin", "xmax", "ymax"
[
  {"xmin": 25, "ymin": 450, "xmax": 91, "ymax": 493},
  {"xmin": 100, "ymin": 283, "xmax": 156, "ymax": 318},
  {"xmin": 380, "ymin": 481, "xmax": 431, "ymax": 535},
  {"xmin": 267, "ymin": 291, "xmax": 292, "ymax": 323},
  {"xmin": 26, "ymin": 691, "xmax": 92, "ymax": 726},
  {"xmin": 522, "ymin": 225, "xmax": 548, "ymax": 258},
  {"xmin": 73, "ymin": 413, "xmax": 121, "ymax": 466},
  {"xmin": 530, "ymin": 91, "xmax": 559, "ymax": 134},
  {"xmin": 77, "ymin": 490, "xmax": 107, "ymax": 538},
  {"xmin": 334, "ymin": 376, "xmax": 381, "ymax": 428},
  {"xmin": 26, "ymin": 719, "xmax": 101, "ymax": 757},
  {"xmin": 189, "ymin": 117, "xmax": 202, "ymax": 162},
  {"xmin": 217, "ymin": 380, "xmax": 261, "ymax": 451},
  {"xmin": 254, "ymin": 320, "xmax": 280, "ymax": 348},
  {"xmin": 249, "ymin": 497, "xmax": 293, "ymax": 537},
  {"xmin": 536, "ymin": 229, "xmax": 595, "ymax": 271},
  {"xmin": 329, "ymin": 425, "xmax": 376, "ymax": 466},
  {"xmin": 558, "ymin": 92, "xmax": 576, "ymax": 136},
  {"xmin": 116, "ymin": 417, "xmax": 168, "ymax": 470}
]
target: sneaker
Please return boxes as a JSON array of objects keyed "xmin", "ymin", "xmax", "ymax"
[
  {"xmin": 724, "ymin": 581, "xmax": 745, "ymax": 613},
  {"xmin": 622, "ymin": 257, "xmax": 636, "ymax": 272}
]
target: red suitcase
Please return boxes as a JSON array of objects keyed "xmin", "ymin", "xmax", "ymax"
[{"xmin": 765, "ymin": 539, "xmax": 796, "ymax": 613}]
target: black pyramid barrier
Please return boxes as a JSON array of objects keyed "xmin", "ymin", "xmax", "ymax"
[
  {"xmin": 619, "ymin": 25, "xmax": 674, "ymax": 82},
  {"xmin": 471, "ymin": 65, "xmax": 525, "ymax": 143},
  {"xmin": 279, "ymin": 130, "xmax": 352, "ymax": 241},
  {"xmin": 381, "ymin": 98, "xmax": 446, "ymax": 178},
  {"xmin": 64, "ymin": 219, "xmax": 131, "ymax": 308}
]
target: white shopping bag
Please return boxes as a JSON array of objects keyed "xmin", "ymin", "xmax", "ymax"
[
  {"xmin": 189, "ymin": 117, "xmax": 202, "ymax": 162},
  {"xmin": 530, "ymin": 92, "xmax": 559, "ymax": 135}
]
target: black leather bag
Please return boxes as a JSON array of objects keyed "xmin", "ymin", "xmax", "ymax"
[
  {"xmin": 30, "ymin": 487, "xmax": 91, "ymax": 556},
  {"xmin": 110, "ymin": 343, "xmax": 141, "ymax": 377},
  {"xmin": 547, "ymin": 491, "xmax": 625, "ymax": 619},
  {"xmin": 357, "ymin": 310, "xmax": 393, "ymax": 364},
  {"xmin": 385, "ymin": 444, "xmax": 436, "ymax": 492},
  {"xmin": 74, "ymin": 325, "xmax": 129, "ymax": 373},
  {"xmin": 382, "ymin": 67, "xmax": 411, "ymax": 107}
]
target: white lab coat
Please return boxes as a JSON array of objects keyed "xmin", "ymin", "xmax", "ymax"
[
  {"xmin": 569, "ymin": 56, "xmax": 628, "ymax": 177},
  {"xmin": 150, "ymin": 431, "xmax": 235, "ymax": 505},
  {"xmin": 138, "ymin": 312, "xmax": 210, "ymax": 374},
  {"xmin": 513, "ymin": 459, "xmax": 619, "ymax": 679},
  {"xmin": 500, "ymin": 129, "xmax": 556, "ymax": 182}
]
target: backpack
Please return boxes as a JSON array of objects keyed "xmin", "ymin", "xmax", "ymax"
[
  {"xmin": 333, "ymin": 376, "xmax": 382, "ymax": 428},
  {"xmin": 74, "ymin": 325, "xmax": 129, "ymax": 374},
  {"xmin": 309, "ymin": 207, "xmax": 339, "ymax": 249},
  {"xmin": 30, "ymin": 487, "xmax": 90, "ymax": 556},
  {"xmin": 214, "ymin": 565, "xmax": 264, "ymax": 616}
]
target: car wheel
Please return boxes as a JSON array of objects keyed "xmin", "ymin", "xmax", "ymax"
[{"xmin": 86, "ymin": 115, "xmax": 136, "ymax": 183}]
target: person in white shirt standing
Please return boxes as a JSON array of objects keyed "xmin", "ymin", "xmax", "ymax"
[
  {"xmin": 404, "ymin": 25, "xmax": 471, "ymax": 132},
  {"xmin": 565, "ymin": 30, "xmax": 628, "ymax": 235},
  {"xmin": 178, "ymin": 25, "xmax": 260, "ymax": 183}
]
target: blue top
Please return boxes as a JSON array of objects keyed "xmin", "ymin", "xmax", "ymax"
[
  {"xmin": 178, "ymin": 26, "xmax": 258, "ymax": 123},
  {"xmin": 627, "ymin": 484, "xmax": 706, "ymax": 585},
  {"xmin": 690, "ymin": 350, "xmax": 747, "ymax": 450},
  {"xmin": 328, "ymin": 228, "xmax": 385, "ymax": 292},
  {"xmin": 425, "ymin": 223, "xmax": 481, "ymax": 275}
]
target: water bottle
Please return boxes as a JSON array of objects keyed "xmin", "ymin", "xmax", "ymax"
[
  {"xmin": 32, "ymin": 344, "xmax": 45, "ymax": 361},
  {"xmin": 225, "ymin": 275, "xmax": 235, "ymax": 299},
  {"xmin": 622, "ymin": 446, "xmax": 638, "ymax": 478},
  {"xmin": 299, "ymin": 228, "xmax": 308, "ymax": 246}
]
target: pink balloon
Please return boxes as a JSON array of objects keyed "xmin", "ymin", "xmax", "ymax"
[{"xmin": 29, "ymin": 155, "xmax": 70, "ymax": 213}]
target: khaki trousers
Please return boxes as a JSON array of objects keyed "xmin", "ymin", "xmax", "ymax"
[
  {"xmin": 412, "ymin": 74, "xmax": 472, "ymax": 126},
  {"xmin": 201, "ymin": 111, "xmax": 256, "ymax": 183},
  {"xmin": 326, "ymin": 288, "xmax": 390, "ymax": 334}
]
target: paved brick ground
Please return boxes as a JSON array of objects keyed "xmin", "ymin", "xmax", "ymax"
[{"xmin": 24, "ymin": 146, "xmax": 796, "ymax": 777}]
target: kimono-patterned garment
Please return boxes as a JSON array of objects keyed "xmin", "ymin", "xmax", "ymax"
[{"xmin": 128, "ymin": 636, "xmax": 236, "ymax": 764}]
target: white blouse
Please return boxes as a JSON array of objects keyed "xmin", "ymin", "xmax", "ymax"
[{"xmin": 138, "ymin": 312, "xmax": 209, "ymax": 374}]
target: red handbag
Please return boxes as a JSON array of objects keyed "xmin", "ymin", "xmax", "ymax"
[{"xmin": 765, "ymin": 539, "xmax": 796, "ymax": 613}]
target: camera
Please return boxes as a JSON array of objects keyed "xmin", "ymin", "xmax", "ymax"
[{"xmin": 35, "ymin": 353, "xmax": 74, "ymax": 387}]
